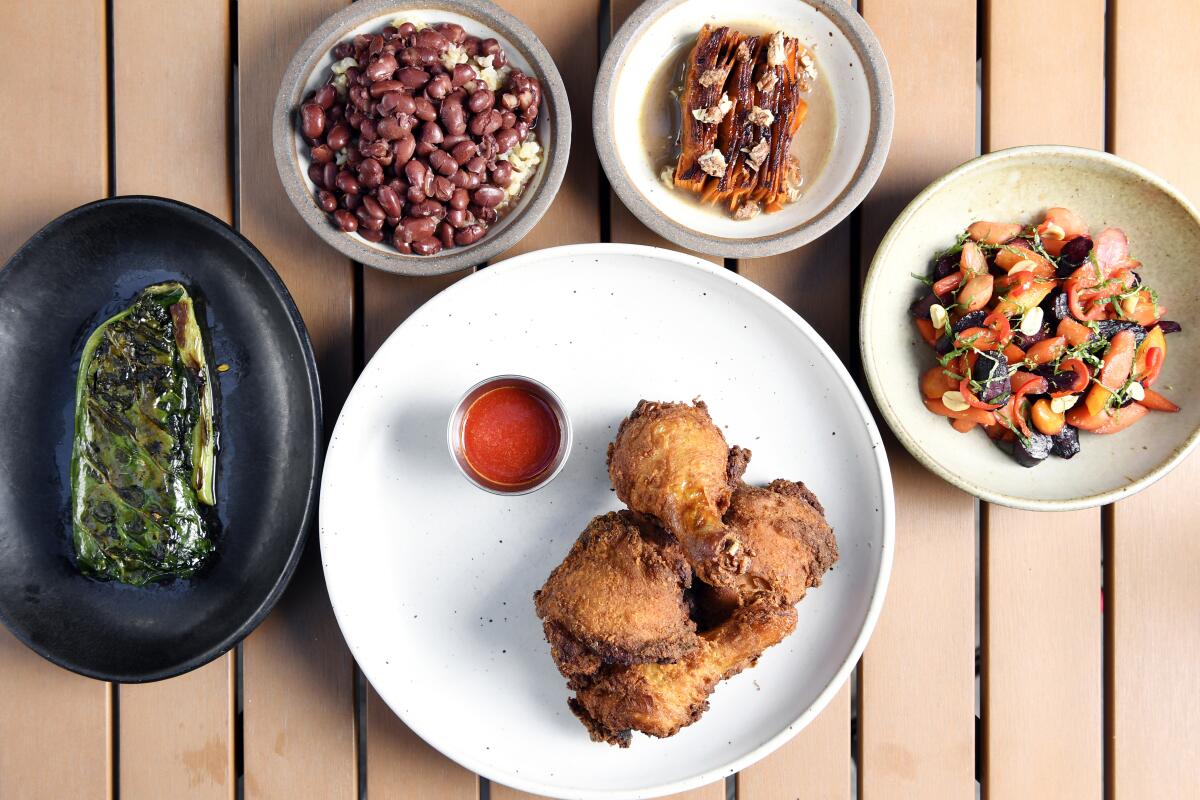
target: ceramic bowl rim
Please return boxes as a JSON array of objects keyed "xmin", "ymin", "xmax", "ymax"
[
  {"xmin": 860, "ymin": 144, "xmax": 1200, "ymax": 512},
  {"xmin": 593, "ymin": 0, "xmax": 894, "ymax": 259},
  {"xmin": 272, "ymin": 0, "xmax": 571, "ymax": 277}
]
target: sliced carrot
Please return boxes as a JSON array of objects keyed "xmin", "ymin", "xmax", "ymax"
[
  {"xmin": 1100, "ymin": 329, "xmax": 1136, "ymax": 388},
  {"xmin": 923, "ymin": 398, "xmax": 996, "ymax": 426},
  {"xmin": 996, "ymin": 282, "xmax": 1054, "ymax": 317},
  {"xmin": 1140, "ymin": 387, "xmax": 1180, "ymax": 413},
  {"xmin": 967, "ymin": 221, "xmax": 1022, "ymax": 244},
  {"xmin": 1025, "ymin": 336, "xmax": 1068, "ymax": 366},
  {"xmin": 1067, "ymin": 402, "xmax": 1148, "ymax": 433},
  {"xmin": 995, "ymin": 244, "xmax": 1055, "ymax": 277},
  {"xmin": 1031, "ymin": 398, "xmax": 1066, "ymax": 435},
  {"xmin": 958, "ymin": 273, "xmax": 994, "ymax": 312},
  {"xmin": 1057, "ymin": 317, "xmax": 1093, "ymax": 347},
  {"xmin": 1003, "ymin": 342, "xmax": 1027, "ymax": 363},
  {"xmin": 960, "ymin": 240, "xmax": 987, "ymax": 277},
  {"xmin": 1038, "ymin": 208, "xmax": 1088, "ymax": 256},
  {"xmin": 950, "ymin": 417, "xmax": 978, "ymax": 433},
  {"xmin": 921, "ymin": 366, "xmax": 958, "ymax": 400},
  {"xmin": 916, "ymin": 318, "xmax": 940, "ymax": 348},
  {"xmin": 1092, "ymin": 403, "xmax": 1148, "ymax": 434},
  {"xmin": 1125, "ymin": 290, "xmax": 1160, "ymax": 326}
]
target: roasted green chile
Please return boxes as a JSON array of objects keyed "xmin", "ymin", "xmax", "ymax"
[{"xmin": 70, "ymin": 283, "xmax": 217, "ymax": 584}]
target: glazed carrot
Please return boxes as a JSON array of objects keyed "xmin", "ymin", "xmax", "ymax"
[
  {"xmin": 1133, "ymin": 326, "xmax": 1166, "ymax": 380},
  {"xmin": 1002, "ymin": 342, "xmax": 1026, "ymax": 363},
  {"xmin": 915, "ymin": 318, "xmax": 940, "ymax": 348},
  {"xmin": 967, "ymin": 221, "xmax": 1021, "ymax": 244},
  {"xmin": 923, "ymin": 397, "xmax": 995, "ymax": 426},
  {"xmin": 1140, "ymin": 387, "xmax": 1180, "ymax": 413},
  {"xmin": 950, "ymin": 417, "xmax": 978, "ymax": 433},
  {"xmin": 1038, "ymin": 208, "xmax": 1087, "ymax": 256},
  {"xmin": 995, "ymin": 245, "xmax": 1055, "ymax": 278},
  {"xmin": 960, "ymin": 240, "xmax": 988, "ymax": 277},
  {"xmin": 1057, "ymin": 317, "xmax": 1092, "ymax": 347},
  {"xmin": 1067, "ymin": 402, "xmax": 1148, "ymax": 433},
  {"xmin": 1085, "ymin": 329, "xmax": 1136, "ymax": 416},
  {"xmin": 921, "ymin": 366, "xmax": 957, "ymax": 399},
  {"xmin": 958, "ymin": 273, "xmax": 994, "ymax": 312},
  {"xmin": 1025, "ymin": 336, "xmax": 1068, "ymax": 366},
  {"xmin": 1031, "ymin": 398, "xmax": 1066, "ymax": 436}
]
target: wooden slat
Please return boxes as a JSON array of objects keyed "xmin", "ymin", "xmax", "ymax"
[
  {"xmin": 0, "ymin": 2, "xmax": 111, "ymax": 798},
  {"xmin": 857, "ymin": 1, "xmax": 978, "ymax": 795},
  {"xmin": 366, "ymin": 686, "xmax": 478, "ymax": 799},
  {"xmin": 363, "ymin": 0, "xmax": 603, "ymax": 793},
  {"xmin": 982, "ymin": 509, "xmax": 1102, "ymax": 797},
  {"xmin": 980, "ymin": 2, "xmax": 1105, "ymax": 797},
  {"xmin": 494, "ymin": 0, "xmax": 601, "ymax": 257},
  {"xmin": 112, "ymin": 2, "xmax": 236, "ymax": 797},
  {"xmin": 237, "ymin": 2, "xmax": 358, "ymax": 798},
  {"xmin": 491, "ymin": 781, "xmax": 726, "ymax": 800},
  {"xmin": 1108, "ymin": 2, "xmax": 1200, "ymax": 794},
  {"xmin": 738, "ymin": 684, "xmax": 851, "ymax": 799}
]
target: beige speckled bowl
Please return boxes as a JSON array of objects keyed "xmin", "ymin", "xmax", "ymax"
[{"xmin": 862, "ymin": 146, "xmax": 1200, "ymax": 511}]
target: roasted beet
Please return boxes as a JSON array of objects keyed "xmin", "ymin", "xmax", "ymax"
[
  {"xmin": 1033, "ymin": 364, "xmax": 1084, "ymax": 395},
  {"xmin": 1153, "ymin": 319, "xmax": 1183, "ymax": 335},
  {"xmin": 1058, "ymin": 234, "xmax": 1093, "ymax": 267},
  {"xmin": 935, "ymin": 334, "xmax": 954, "ymax": 356},
  {"xmin": 1048, "ymin": 290, "xmax": 1070, "ymax": 320},
  {"xmin": 909, "ymin": 292, "xmax": 941, "ymax": 319},
  {"xmin": 1012, "ymin": 322, "xmax": 1051, "ymax": 350},
  {"xmin": 1050, "ymin": 425, "xmax": 1081, "ymax": 459},
  {"xmin": 1094, "ymin": 320, "xmax": 1147, "ymax": 348},
  {"xmin": 933, "ymin": 251, "xmax": 959, "ymax": 280},
  {"xmin": 972, "ymin": 351, "xmax": 1011, "ymax": 403},
  {"xmin": 952, "ymin": 309, "xmax": 987, "ymax": 333},
  {"xmin": 1014, "ymin": 429, "xmax": 1053, "ymax": 467}
]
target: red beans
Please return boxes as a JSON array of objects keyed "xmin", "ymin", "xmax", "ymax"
[
  {"xmin": 473, "ymin": 185, "xmax": 505, "ymax": 208},
  {"xmin": 301, "ymin": 20, "xmax": 543, "ymax": 255},
  {"xmin": 300, "ymin": 103, "xmax": 326, "ymax": 139}
]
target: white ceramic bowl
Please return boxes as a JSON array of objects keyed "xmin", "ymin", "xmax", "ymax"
[
  {"xmin": 862, "ymin": 146, "xmax": 1200, "ymax": 511},
  {"xmin": 595, "ymin": 0, "xmax": 893, "ymax": 258}
]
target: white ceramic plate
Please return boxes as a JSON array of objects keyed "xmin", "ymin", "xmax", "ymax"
[
  {"xmin": 321, "ymin": 244, "xmax": 894, "ymax": 799},
  {"xmin": 862, "ymin": 146, "xmax": 1200, "ymax": 510}
]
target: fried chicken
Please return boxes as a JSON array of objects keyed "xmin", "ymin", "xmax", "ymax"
[
  {"xmin": 695, "ymin": 479, "xmax": 838, "ymax": 624},
  {"xmin": 534, "ymin": 511, "xmax": 697, "ymax": 686},
  {"xmin": 568, "ymin": 600, "xmax": 797, "ymax": 747},
  {"xmin": 607, "ymin": 400, "xmax": 751, "ymax": 585}
]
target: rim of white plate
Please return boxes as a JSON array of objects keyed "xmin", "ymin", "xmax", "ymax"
[{"xmin": 320, "ymin": 242, "xmax": 896, "ymax": 799}]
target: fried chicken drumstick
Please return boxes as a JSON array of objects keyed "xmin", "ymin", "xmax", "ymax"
[
  {"xmin": 607, "ymin": 400, "xmax": 750, "ymax": 585},
  {"xmin": 695, "ymin": 479, "xmax": 838, "ymax": 623},
  {"xmin": 569, "ymin": 600, "xmax": 797, "ymax": 747},
  {"xmin": 534, "ymin": 511, "xmax": 697, "ymax": 686}
]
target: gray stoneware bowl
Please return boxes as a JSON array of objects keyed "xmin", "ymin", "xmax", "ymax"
[
  {"xmin": 274, "ymin": 0, "xmax": 570, "ymax": 276},
  {"xmin": 862, "ymin": 146, "xmax": 1200, "ymax": 511},
  {"xmin": 595, "ymin": 0, "xmax": 893, "ymax": 259}
]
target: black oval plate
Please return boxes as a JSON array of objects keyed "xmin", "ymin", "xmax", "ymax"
[{"xmin": 0, "ymin": 196, "xmax": 322, "ymax": 682}]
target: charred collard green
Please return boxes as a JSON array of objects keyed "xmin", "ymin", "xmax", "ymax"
[{"xmin": 70, "ymin": 282, "xmax": 216, "ymax": 585}]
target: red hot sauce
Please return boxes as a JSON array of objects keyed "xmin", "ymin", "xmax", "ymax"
[{"xmin": 462, "ymin": 386, "xmax": 561, "ymax": 486}]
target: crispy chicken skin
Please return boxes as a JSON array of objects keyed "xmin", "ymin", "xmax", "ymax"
[
  {"xmin": 534, "ymin": 512, "xmax": 697, "ymax": 686},
  {"xmin": 568, "ymin": 600, "xmax": 798, "ymax": 746},
  {"xmin": 607, "ymin": 400, "xmax": 751, "ymax": 584},
  {"xmin": 697, "ymin": 479, "xmax": 838, "ymax": 622}
]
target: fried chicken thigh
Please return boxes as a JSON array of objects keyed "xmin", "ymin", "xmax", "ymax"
[
  {"xmin": 569, "ymin": 600, "xmax": 798, "ymax": 747},
  {"xmin": 607, "ymin": 400, "xmax": 750, "ymax": 584},
  {"xmin": 534, "ymin": 511, "xmax": 697, "ymax": 686},
  {"xmin": 696, "ymin": 479, "xmax": 838, "ymax": 623}
]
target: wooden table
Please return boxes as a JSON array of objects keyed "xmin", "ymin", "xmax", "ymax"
[{"xmin": 2, "ymin": 1, "xmax": 1197, "ymax": 797}]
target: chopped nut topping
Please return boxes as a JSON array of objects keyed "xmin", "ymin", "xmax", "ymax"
[
  {"xmin": 799, "ymin": 50, "xmax": 817, "ymax": 80},
  {"xmin": 691, "ymin": 92, "xmax": 734, "ymax": 124},
  {"xmin": 736, "ymin": 41, "xmax": 752, "ymax": 62},
  {"xmin": 743, "ymin": 138, "xmax": 770, "ymax": 170},
  {"xmin": 748, "ymin": 105, "xmax": 775, "ymax": 127},
  {"xmin": 755, "ymin": 71, "xmax": 778, "ymax": 93},
  {"xmin": 733, "ymin": 202, "xmax": 761, "ymax": 220},
  {"xmin": 767, "ymin": 32, "xmax": 787, "ymax": 66},
  {"xmin": 697, "ymin": 148, "xmax": 727, "ymax": 178},
  {"xmin": 698, "ymin": 68, "xmax": 724, "ymax": 88},
  {"xmin": 659, "ymin": 164, "xmax": 675, "ymax": 188}
]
